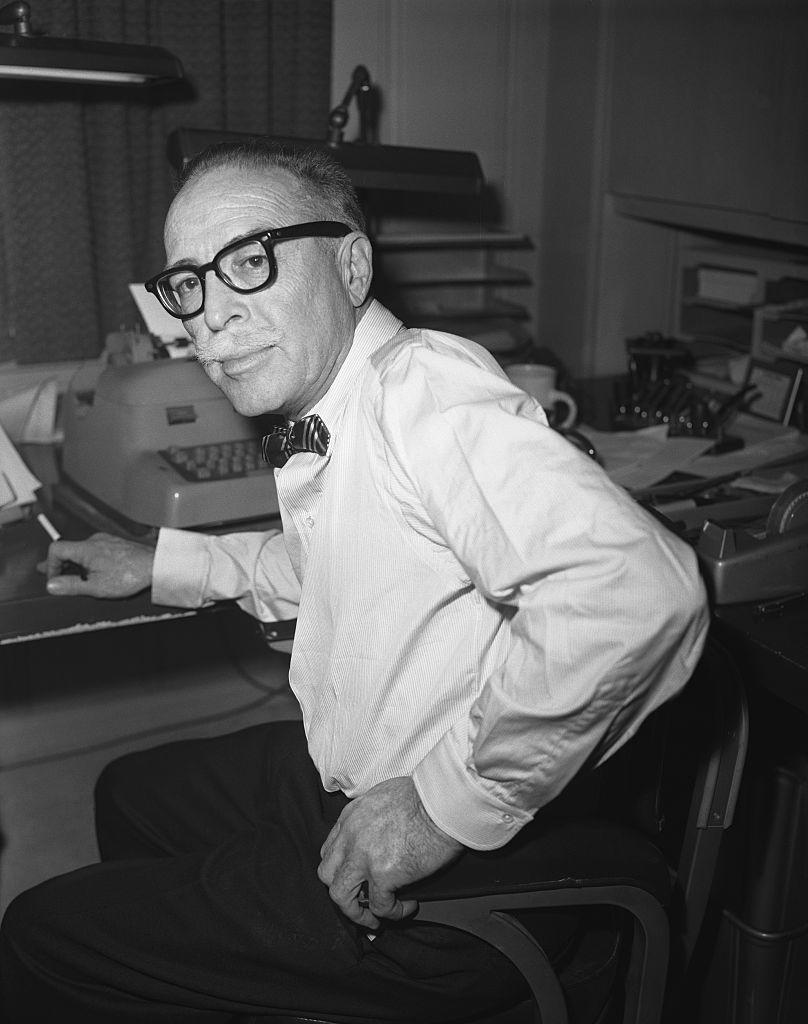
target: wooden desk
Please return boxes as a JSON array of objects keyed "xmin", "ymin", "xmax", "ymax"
[
  {"xmin": 0, "ymin": 512, "xmax": 196, "ymax": 646},
  {"xmin": 1, "ymin": 441, "xmax": 280, "ymax": 646}
]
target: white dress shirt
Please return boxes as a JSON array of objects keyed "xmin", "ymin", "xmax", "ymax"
[{"xmin": 153, "ymin": 300, "xmax": 709, "ymax": 850}]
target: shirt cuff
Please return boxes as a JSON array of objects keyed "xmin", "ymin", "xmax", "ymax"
[
  {"xmin": 412, "ymin": 723, "xmax": 532, "ymax": 851},
  {"xmin": 152, "ymin": 528, "xmax": 212, "ymax": 608}
]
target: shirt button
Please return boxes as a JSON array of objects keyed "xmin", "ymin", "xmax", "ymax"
[
  {"xmin": 305, "ymin": 515, "xmax": 315, "ymax": 528},
  {"xmin": 502, "ymin": 813, "xmax": 513, "ymax": 822}
]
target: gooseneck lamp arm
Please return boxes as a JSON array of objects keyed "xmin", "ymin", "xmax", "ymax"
[{"xmin": 327, "ymin": 64, "xmax": 372, "ymax": 146}]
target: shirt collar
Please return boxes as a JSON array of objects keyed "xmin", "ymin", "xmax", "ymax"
[{"xmin": 310, "ymin": 299, "xmax": 403, "ymax": 427}]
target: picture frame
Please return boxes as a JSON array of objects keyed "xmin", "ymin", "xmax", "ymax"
[{"xmin": 742, "ymin": 359, "xmax": 804, "ymax": 424}]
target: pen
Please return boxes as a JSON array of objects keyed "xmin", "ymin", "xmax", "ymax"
[
  {"xmin": 714, "ymin": 383, "xmax": 759, "ymax": 426},
  {"xmin": 36, "ymin": 512, "xmax": 61, "ymax": 542}
]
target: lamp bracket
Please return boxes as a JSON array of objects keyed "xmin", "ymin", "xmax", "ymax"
[
  {"xmin": 327, "ymin": 64, "xmax": 372, "ymax": 147},
  {"xmin": 0, "ymin": 2, "xmax": 32, "ymax": 36}
]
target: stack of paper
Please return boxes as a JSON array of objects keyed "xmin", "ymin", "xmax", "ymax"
[
  {"xmin": 0, "ymin": 377, "xmax": 61, "ymax": 444},
  {"xmin": 128, "ymin": 283, "xmax": 192, "ymax": 357},
  {"xmin": 0, "ymin": 420, "xmax": 42, "ymax": 523},
  {"xmin": 576, "ymin": 424, "xmax": 715, "ymax": 491}
]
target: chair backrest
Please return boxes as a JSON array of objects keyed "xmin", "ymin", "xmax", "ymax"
[
  {"xmin": 596, "ymin": 632, "xmax": 749, "ymax": 976},
  {"xmin": 665, "ymin": 634, "xmax": 749, "ymax": 969}
]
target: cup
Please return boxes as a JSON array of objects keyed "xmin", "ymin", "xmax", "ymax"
[{"xmin": 505, "ymin": 363, "xmax": 578, "ymax": 428}]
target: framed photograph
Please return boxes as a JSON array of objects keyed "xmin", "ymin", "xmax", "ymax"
[{"xmin": 743, "ymin": 359, "xmax": 804, "ymax": 424}]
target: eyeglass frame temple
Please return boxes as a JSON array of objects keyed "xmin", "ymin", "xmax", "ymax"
[{"xmin": 144, "ymin": 221, "xmax": 352, "ymax": 318}]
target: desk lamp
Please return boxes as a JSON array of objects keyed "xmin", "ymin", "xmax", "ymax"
[{"xmin": 0, "ymin": 1, "xmax": 183, "ymax": 85}]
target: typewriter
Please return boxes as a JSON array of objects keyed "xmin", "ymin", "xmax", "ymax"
[{"xmin": 61, "ymin": 359, "xmax": 279, "ymax": 531}]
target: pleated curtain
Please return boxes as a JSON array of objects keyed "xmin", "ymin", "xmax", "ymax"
[{"xmin": 0, "ymin": 0, "xmax": 333, "ymax": 364}]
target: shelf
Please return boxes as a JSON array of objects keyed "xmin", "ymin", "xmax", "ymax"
[
  {"xmin": 385, "ymin": 267, "xmax": 531, "ymax": 288},
  {"xmin": 675, "ymin": 242, "xmax": 808, "ymax": 352},
  {"xmin": 681, "ymin": 296, "xmax": 756, "ymax": 315},
  {"xmin": 373, "ymin": 225, "xmax": 536, "ymax": 354},
  {"xmin": 375, "ymin": 230, "xmax": 531, "ymax": 250},
  {"xmin": 613, "ymin": 193, "xmax": 808, "ymax": 251},
  {"xmin": 400, "ymin": 299, "xmax": 530, "ymax": 323}
]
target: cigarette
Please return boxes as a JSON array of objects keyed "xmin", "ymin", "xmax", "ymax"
[{"xmin": 36, "ymin": 512, "xmax": 61, "ymax": 542}]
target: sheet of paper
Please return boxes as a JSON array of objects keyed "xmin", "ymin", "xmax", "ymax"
[
  {"xmin": 128, "ymin": 283, "xmax": 188, "ymax": 343},
  {"xmin": 0, "ymin": 469, "xmax": 16, "ymax": 508},
  {"xmin": 0, "ymin": 377, "xmax": 61, "ymax": 444},
  {"xmin": 685, "ymin": 412, "xmax": 807, "ymax": 478},
  {"xmin": 0, "ymin": 419, "xmax": 41, "ymax": 509},
  {"xmin": 578, "ymin": 424, "xmax": 715, "ymax": 491}
]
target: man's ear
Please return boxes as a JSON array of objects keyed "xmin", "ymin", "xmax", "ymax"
[{"xmin": 342, "ymin": 233, "xmax": 373, "ymax": 308}]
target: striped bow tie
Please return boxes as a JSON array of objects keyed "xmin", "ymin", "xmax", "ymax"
[{"xmin": 260, "ymin": 414, "xmax": 331, "ymax": 468}]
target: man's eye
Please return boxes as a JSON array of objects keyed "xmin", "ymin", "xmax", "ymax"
[
  {"xmin": 236, "ymin": 253, "xmax": 268, "ymax": 274},
  {"xmin": 220, "ymin": 244, "xmax": 271, "ymax": 287},
  {"xmin": 171, "ymin": 274, "xmax": 200, "ymax": 297}
]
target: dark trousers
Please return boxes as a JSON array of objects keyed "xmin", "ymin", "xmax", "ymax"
[{"xmin": 0, "ymin": 720, "xmax": 573, "ymax": 1022}]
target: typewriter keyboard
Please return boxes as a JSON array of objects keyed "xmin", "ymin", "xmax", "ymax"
[{"xmin": 159, "ymin": 438, "xmax": 269, "ymax": 482}]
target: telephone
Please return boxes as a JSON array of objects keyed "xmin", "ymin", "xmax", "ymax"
[{"xmin": 61, "ymin": 360, "xmax": 279, "ymax": 530}]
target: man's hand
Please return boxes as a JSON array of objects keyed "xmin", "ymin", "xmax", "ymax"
[
  {"xmin": 43, "ymin": 532, "xmax": 156, "ymax": 599},
  {"xmin": 318, "ymin": 776, "xmax": 464, "ymax": 930}
]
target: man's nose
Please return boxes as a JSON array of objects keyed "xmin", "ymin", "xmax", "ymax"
[{"xmin": 202, "ymin": 270, "xmax": 245, "ymax": 331}]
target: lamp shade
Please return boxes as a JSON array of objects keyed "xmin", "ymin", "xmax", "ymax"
[
  {"xmin": 0, "ymin": 2, "xmax": 183, "ymax": 85},
  {"xmin": 168, "ymin": 128, "xmax": 484, "ymax": 196}
]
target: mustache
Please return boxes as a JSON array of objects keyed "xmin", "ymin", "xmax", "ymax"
[{"xmin": 193, "ymin": 331, "xmax": 279, "ymax": 367}]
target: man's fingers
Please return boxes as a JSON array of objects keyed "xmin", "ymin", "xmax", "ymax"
[
  {"xmin": 317, "ymin": 780, "xmax": 459, "ymax": 928},
  {"xmin": 45, "ymin": 541, "xmax": 69, "ymax": 579},
  {"xmin": 319, "ymin": 820, "xmax": 341, "ymax": 861},
  {"xmin": 46, "ymin": 573, "xmax": 88, "ymax": 597},
  {"xmin": 367, "ymin": 881, "xmax": 418, "ymax": 922},
  {"xmin": 46, "ymin": 540, "xmax": 85, "ymax": 573},
  {"xmin": 326, "ymin": 871, "xmax": 380, "ymax": 928}
]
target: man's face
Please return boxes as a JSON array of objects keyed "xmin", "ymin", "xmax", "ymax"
[{"xmin": 164, "ymin": 165, "xmax": 359, "ymax": 419}]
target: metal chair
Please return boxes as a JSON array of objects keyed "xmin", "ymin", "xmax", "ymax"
[{"xmin": 257, "ymin": 631, "xmax": 748, "ymax": 1024}]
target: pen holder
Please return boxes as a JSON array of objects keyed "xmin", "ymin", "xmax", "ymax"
[{"xmin": 614, "ymin": 372, "xmax": 754, "ymax": 441}]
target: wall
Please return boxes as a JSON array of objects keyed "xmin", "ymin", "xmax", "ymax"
[
  {"xmin": 331, "ymin": 0, "xmax": 551, "ymax": 360},
  {"xmin": 330, "ymin": 0, "xmax": 630, "ymax": 377},
  {"xmin": 333, "ymin": 1, "xmax": 807, "ymax": 380}
]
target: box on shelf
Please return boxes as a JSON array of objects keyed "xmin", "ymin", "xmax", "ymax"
[{"xmin": 752, "ymin": 300, "xmax": 808, "ymax": 365}]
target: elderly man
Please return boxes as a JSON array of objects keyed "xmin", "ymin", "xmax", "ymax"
[{"xmin": 0, "ymin": 141, "xmax": 708, "ymax": 1022}]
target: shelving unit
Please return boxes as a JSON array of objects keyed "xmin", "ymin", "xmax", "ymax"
[
  {"xmin": 667, "ymin": 238, "xmax": 808, "ymax": 418},
  {"xmin": 674, "ymin": 241, "xmax": 808, "ymax": 354},
  {"xmin": 372, "ymin": 229, "xmax": 535, "ymax": 357}
]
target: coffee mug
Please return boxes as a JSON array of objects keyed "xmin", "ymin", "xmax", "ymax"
[{"xmin": 505, "ymin": 363, "xmax": 578, "ymax": 428}]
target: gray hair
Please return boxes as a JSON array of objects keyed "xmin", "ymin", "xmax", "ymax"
[{"xmin": 177, "ymin": 138, "xmax": 366, "ymax": 234}]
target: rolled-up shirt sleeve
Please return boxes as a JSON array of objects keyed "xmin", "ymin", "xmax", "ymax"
[
  {"xmin": 379, "ymin": 344, "xmax": 710, "ymax": 849},
  {"xmin": 152, "ymin": 527, "xmax": 301, "ymax": 623}
]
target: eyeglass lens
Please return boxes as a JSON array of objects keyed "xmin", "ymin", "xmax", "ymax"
[{"xmin": 162, "ymin": 238, "xmax": 275, "ymax": 317}]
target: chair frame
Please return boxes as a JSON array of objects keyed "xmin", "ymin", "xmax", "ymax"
[{"xmin": 416, "ymin": 885, "xmax": 669, "ymax": 1024}]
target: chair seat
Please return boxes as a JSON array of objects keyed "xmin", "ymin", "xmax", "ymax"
[
  {"xmin": 257, "ymin": 819, "xmax": 669, "ymax": 1024},
  {"xmin": 401, "ymin": 817, "xmax": 671, "ymax": 908}
]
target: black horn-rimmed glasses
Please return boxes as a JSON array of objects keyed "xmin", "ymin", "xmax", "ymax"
[{"xmin": 145, "ymin": 221, "xmax": 352, "ymax": 319}]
